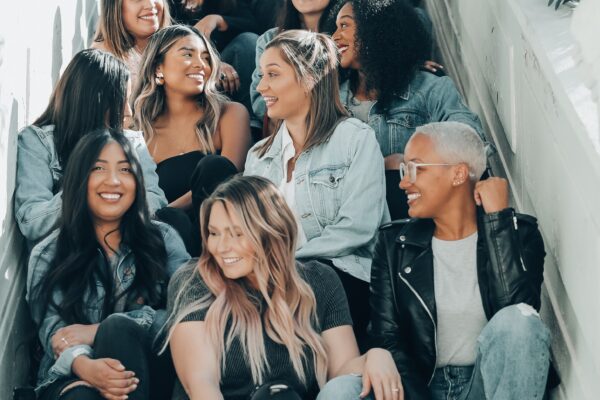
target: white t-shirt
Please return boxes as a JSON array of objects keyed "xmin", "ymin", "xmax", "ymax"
[
  {"xmin": 433, "ymin": 232, "xmax": 488, "ymax": 367},
  {"xmin": 278, "ymin": 123, "xmax": 307, "ymax": 249}
]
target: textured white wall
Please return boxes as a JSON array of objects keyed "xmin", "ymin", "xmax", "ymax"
[
  {"xmin": 424, "ymin": 0, "xmax": 600, "ymax": 398},
  {"xmin": 0, "ymin": 1, "xmax": 98, "ymax": 396}
]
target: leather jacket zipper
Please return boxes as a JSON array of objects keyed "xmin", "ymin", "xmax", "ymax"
[{"xmin": 397, "ymin": 273, "xmax": 438, "ymax": 385}]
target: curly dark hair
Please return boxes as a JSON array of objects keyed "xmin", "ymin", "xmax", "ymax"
[{"xmin": 349, "ymin": 0, "xmax": 431, "ymax": 109}]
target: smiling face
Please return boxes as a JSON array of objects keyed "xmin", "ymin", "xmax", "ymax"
[
  {"xmin": 156, "ymin": 34, "xmax": 211, "ymax": 97},
  {"xmin": 399, "ymin": 134, "xmax": 457, "ymax": 219},
  {"xmin": 206, "ymin": 201, "xmax": 258, "ymax": 287},
  {"xmin": 333, "ymin": 2, "xmax": 360, "ymax": 70},
  {"xmin": 122, "ymin": 0, "xmax": 164, "ymax": 41},
  {"xmin": 87, "ymin": 140, "xmax": 137, "ymax": 228},
  {"xmin": 257, "ymin": 47, "xmax": 310, "ymax": 123}
]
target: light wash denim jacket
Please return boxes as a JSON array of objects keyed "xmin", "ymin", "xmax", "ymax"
[
  {"xmin": 244, "ymin": 118, "xmax": 390, "ymax": 282},
  {"xmin": 26, "ymin": 221, "xmax": 190, "ymax": 392},
  {"xmin": 339, "ymin": 71, "xmax": 485, "ymax": 156},
  {"xmin": 15, "ymin": 124, "xmax": 168, "ymax": 247},
  {"xmin": 250, "ymin": 27, "xmax": 277, "ymax": 121}
]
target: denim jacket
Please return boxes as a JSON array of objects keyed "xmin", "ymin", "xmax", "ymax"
[
  {"xmin": 26, "ymin": 221, "xmax": 190, "ymax": 391},
  {"xmin": 339, "ymin": 71, "xmax": 485, "ymax": 156},
  {"xmin": 250, "ymin": 27, "xmax": 277, "ymax": 121},
  {"xmin": 15, "ymin": 124, "xmax": 168, "ymax": 247},
  {"xmin": 244, "ymin": 118, "xmax": 390, "ymax": 282}
]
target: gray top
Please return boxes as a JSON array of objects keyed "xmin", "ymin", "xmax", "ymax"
[
  {"xmin": 347, "ymin": 96, "xmax": 376, "ymax": 123},
  {"xmin": 432, "ymin": 232, "xmax": 487, "ymax": 367}
]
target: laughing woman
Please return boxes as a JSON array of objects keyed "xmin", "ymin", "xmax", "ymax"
[
  {"xmin": 134, "ymin": 25, "xmax": 251, "ymax": 254},
  {"xmin": 332, "ymin": 0, "xmax": 484, "ymax": 219},
  {"xmin": 27, "ymin": 130, "xmax": 190, "ymax": 400},
  {"xmin": 245, "ymin": 30, "xmax": 388, "ymax": 349},
  {"xmin": 166, "ymin": 175, "xmax": 400, "ymax": 400},
  {"xmin": 93, "ymin": 0, "xmax": 171, "ymax": 92}
]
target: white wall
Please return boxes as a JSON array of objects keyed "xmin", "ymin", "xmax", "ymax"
[
  {"xmin": 424, "ymin": 0, "xmax": 600, "ymax": 398},
  {"xmin": 0, "ymin": 1, "xmax": 98, "ymax": 396}
]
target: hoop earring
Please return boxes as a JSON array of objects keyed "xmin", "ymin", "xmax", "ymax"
[{"xmin": 155, "ymin": 73, "xmax": 164, "ymax": 86}]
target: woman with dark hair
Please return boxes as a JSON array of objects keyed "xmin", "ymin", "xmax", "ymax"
[
  {"xmin": 134, "ymin": 25, "xmax": 250, "ymax": 255},
  {"xmin": 168, "ymin": 0, "xmax": 259, "ymax": 118},
  {"xmin": 27, "ymin": 129, "xmax": 190, "ymax": 400},
  {"xmin": 15, "ymin": 49, "xmax": 166, "ymax": 246},
  {"xmin": 166, "ymin": 175, "xmax": 400, "ymax": 400},
  {"xmin": 249, "ymin": 0, "xmax": 341, "ymax": 126},
  {"xmin": 332, "ymin": 0, "xmax": 485, "ymax": 219},
  {"xmin": 246, "ymin": 30, "xmax": 388, "ymax": 351}
]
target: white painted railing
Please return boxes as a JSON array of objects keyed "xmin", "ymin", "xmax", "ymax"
[{"xmin": 424, "ymin": 0, "xmax": 600, "ymax": 398}]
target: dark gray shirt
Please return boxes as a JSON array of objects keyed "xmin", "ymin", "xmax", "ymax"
[{"xmin": 167, "ymin": 260, "xmax": 352, "ymax": 399}]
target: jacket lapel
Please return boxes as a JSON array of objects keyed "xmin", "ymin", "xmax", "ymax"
[{"xmin": 396, "ymin": 219, "xmax": 437, "ymax": 322}]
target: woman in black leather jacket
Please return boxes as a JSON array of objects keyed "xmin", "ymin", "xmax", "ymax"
[{"xmin": 370, "ymin": 121, "xmax": 552, "ymax": 400}]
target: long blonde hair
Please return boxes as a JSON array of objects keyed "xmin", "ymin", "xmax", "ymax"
[
  {"xmin": 165, "ymin": 176, "xmax": 328, "ymax": 387},
  {"xmin": 94, "ymin": 0, "xmax": 171, "ymax": 59},
  {"xmin": 132, "ymin": 25, "xmax": 228, "ymax": 153},
  {"xmin": 255, "ymin": 30, "xmax": 348, "ymax": 157}
]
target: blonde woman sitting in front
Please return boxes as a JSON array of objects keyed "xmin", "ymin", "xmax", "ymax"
[{"xmin": 165, "ymin": 175, "xmax": 402, "ymax": 400}]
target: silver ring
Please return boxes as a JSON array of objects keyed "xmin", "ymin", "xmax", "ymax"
[
  {"xmin": 61, "ymin": 337, "xmax": 69, "ymax": 345},
  {"xmin": 391, "ymin": 388, "xmax": 400, "ymax": 393}
]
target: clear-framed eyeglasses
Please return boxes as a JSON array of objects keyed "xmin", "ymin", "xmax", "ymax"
[{"xmin": 399, "ymin": 161, "xmax": 457, "ymax": 183}]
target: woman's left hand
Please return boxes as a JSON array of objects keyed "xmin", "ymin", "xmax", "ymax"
[
  {"xmin": 360, "ymin": 348, "xmax": 403, "ymax": 400},
  {"xmin": 218, "ymin": 62, "xmax": 240, "ymax": 93},
  {"xmin": 194, "ymin": 14, "xmax": 227, "ymax": 38},
  {"xmin": 51, "ymin": 323, "xmax": 99, "ymax": 358}
]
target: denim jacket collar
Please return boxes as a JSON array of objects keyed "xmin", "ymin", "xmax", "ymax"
[{"xmin": 339, "ymin": 79, "xmax": 411, "ymax": 115}]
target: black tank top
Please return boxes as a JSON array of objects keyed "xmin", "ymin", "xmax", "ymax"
[{"xmin": 156, "ymin": 151, "xmax": 205, "ymax": 204}]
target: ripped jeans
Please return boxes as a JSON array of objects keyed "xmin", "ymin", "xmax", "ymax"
[
  {"xmin": 430, "ymin": 304, "xmax": 552, "ymax": 400},
  {"xmin": 317, "ymin": 304, "xmax": 551, "ymax": 400}
]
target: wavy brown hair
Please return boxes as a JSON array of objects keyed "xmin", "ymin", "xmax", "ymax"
[
  {"xmin": 132, "ymin": 25, "xmax": 228, "ymax": 154},
  {"xmin": 165, "ymin": 175, "xmax": 328, "ymax": 387}
]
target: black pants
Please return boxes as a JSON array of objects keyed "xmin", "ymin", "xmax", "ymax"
[
  {"xmin": 156, "ymin": 155, "xmax": 238, "ymax": 257},
  {"xmin": 40, "ymin": 314, "xmax": 175, "ymax": 400},
  {"xmin": 306, "ymin": 259, "xmax": 371, "ymax": 354},
  {"xmin": 386, "ymin": 170, "xmax": 409, "ymax": 221}
]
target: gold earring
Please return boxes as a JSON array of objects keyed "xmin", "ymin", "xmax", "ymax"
[{"xmin": 155, "ymin": 73, "xmax": 164, "ymax": 85}]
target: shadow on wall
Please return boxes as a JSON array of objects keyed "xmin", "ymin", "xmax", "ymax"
[{"xmin": 52, "ymin": 6, "xmax": 63, "ymax": 87}]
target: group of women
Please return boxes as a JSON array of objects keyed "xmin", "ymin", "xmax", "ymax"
[{"xmin": 15, "ymin": 0, "xmax": 554, "ymax": 399}]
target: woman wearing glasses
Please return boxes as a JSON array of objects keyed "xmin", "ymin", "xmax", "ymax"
[{"xmin": 370, "ymin": 121, "xmax": 552, "ymax": 399}]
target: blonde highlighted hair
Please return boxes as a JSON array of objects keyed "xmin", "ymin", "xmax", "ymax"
[
  {"xmin": 94, "ymin": 0, "xmax": 171, "ymax": 60},
  {"xmin": 255, "ymin": 30, "xmax": 348, "ymax": 157},
  {"xmin": 165, "ymin": 175, "xmax": 328, "ymax": 387},
  {"xmin": 132, "ymin": 25, "xmax": 228, "ymax": 153}
]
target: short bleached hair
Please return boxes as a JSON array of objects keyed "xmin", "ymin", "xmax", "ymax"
[{"xmin": 414, "ymin": 121, "xmax": 487, "ymax": 181}]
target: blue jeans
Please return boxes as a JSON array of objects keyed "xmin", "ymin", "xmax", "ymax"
[
  {"xmin": 317, "ymin": 374, "xmax": 375, "ymax": 400},
  {"xmin": 430, "ymin": 304, "xmax": 551, "ymax": 400}
]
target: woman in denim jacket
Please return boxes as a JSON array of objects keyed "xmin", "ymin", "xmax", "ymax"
[
  {"xmin": 332, "ymin": 0, "xmax": 485, "ymax": 219},
  {"xmin": 245, "ymin": 30, "xmax": 389, "ymax": 350},
  {"xmin": 249, "ymin": 0, "xmax": 339, "ymax": 126},
  {"xmin": 27, "ymin": 130, "xmax": 190, "ymax": 400},
  {"xmin": 15, "ymin": 49, "xmax": 167, "ymax": 247}
]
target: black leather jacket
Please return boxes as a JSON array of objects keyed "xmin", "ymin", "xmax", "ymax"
[{"xmin": 369, "ymin": 208, "xmax": 546, "ymax": 399}]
